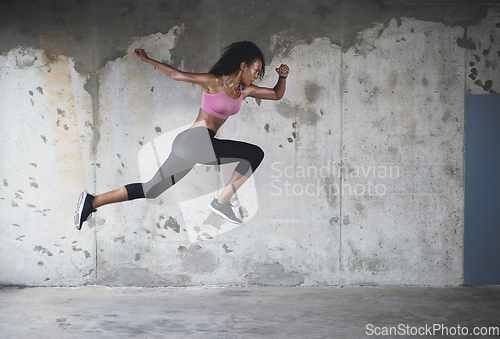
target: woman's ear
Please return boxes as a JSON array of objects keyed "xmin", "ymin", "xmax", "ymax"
[{"xmin": 240, "ymin": 61, "xmax": 247, "ymax": 70}]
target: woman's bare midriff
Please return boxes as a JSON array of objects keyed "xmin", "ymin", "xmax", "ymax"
[{"xmin": 190, "ymin": 109, "xmax": 226, "ymax": 134}]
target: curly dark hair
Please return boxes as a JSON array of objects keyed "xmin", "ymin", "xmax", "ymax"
[{"xmin": 209, "ymin": 41, "xmax": 266, "ymax": 80}]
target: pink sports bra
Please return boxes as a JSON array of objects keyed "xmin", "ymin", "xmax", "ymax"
[{"xmin": 200, "ymin": 75, "xmax": 243, "ymax": 119}]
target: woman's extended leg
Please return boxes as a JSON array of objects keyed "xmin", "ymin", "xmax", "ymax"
[
  {"xmin": 75, "ymin": 151, "xmax": 195, "ymax": 230},
  {"xmin": 92, "ymin": 186, "xmax": 128, "ymax": 209},
  {"xmin": 93, "ymin": 152, "xmax": 194, "ymax": 208}
]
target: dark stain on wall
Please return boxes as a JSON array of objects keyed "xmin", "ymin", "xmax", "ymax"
[
  {"xmin": 0, "ymin": 0, "xmax": 494, "ymax": 73},
  {"xmin": 305, "ymin": 82, "xmax": 321, "ymax": 103}
]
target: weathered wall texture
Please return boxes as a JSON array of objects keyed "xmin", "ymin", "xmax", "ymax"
[{"xmin": 1, "ymin": 0, "xmax": 499, "ymax": 286}]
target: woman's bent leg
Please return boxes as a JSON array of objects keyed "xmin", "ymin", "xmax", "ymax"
[
  {"xmin": 217, "ymin": 171, "xmax": 248, "ymax": 204},
  {"xmin": 209, "ymin": 138, "xmax": 265, "ymax": 203}
]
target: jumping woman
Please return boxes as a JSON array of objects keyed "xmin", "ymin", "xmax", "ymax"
[{"xmin": 74, "ymin": 41, "xmax": 290, "ymax": 230}]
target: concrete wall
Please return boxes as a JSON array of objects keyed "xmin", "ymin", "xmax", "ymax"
[{"xmin": 1, "ymin": 0, "xmax": 499, "ymax": 286}]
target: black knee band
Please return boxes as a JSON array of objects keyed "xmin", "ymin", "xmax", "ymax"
[{"xmin": 125, "ymin": 183, "xmax": 145, "ymax": 200}]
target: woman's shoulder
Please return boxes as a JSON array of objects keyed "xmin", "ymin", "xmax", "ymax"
[{"xmin": 204, "ymin": 74, "xmax": 223, "ymax": 94}]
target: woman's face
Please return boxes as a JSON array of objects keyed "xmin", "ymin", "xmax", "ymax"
[{"xmin": 241, "ymin": 59, "xmax": 262, "ymax": 86}]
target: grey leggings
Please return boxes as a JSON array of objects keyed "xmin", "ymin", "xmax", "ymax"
[{"xmin": 125, "ymin": 127, "xmax": 264, "ymax": 200}]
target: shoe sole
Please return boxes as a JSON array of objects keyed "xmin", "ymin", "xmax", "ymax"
[
  {"xmin": 74, "ymin": 192, "xmax": 87, "ymax": 230},
  {"xmin": 208, "ymin": 203, "xmax": 242, "ymax": 225}
]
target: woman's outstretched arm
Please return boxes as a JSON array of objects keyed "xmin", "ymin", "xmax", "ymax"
[
  {"xmin": 134, "ymin": 49, "xmax": 214, "ymax": 90},
  {"xmin": 245, "ymin": 64, "xmax": 290, "ymax": 100}
]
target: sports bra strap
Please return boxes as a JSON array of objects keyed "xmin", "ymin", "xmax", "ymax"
[{"xmin": 222, "ymin": 75, "xmax": 242, "ymax": 93}]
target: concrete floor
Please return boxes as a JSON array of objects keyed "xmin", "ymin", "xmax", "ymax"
[{"xmin": 0, "ymin": 286, "xmax": 499, "ymax": 338}]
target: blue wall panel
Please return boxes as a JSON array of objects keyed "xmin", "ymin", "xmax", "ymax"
[{"xmin": 464, "ymin": 95, "xmax": 500, "ymax": 285}]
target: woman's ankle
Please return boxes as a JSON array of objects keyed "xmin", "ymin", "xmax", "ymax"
[{"xmin": 216, "ymin": 196, "xmax": 228, "ymax": 204}]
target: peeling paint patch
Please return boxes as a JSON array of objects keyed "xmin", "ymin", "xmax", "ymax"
[
  {"xmin": 483, "ymin": 80, "xmax": 493, "ymax": 92},
  {"xmin": 15, "ymin": 46, "xmax": 38, "ymax": 68},
  {"xmin": 321, "ymin": 173, "xmax": 338, "ymax": 209},
  {"xmin": 114, "ymin": 236, "xmax": 126, "ymax": 244},
  {"xmin": 222, "ymin": 244, "xmax": 233, "ymax": 253},
  {"xmin": 445, "ymin": 163, "xmax": 458, "ymax": 177},
  {"xmin": 84, "ymin": 250, "xmax": 91, "ymax": 258},
  {"xmin": 35, "ymin": 208, "xmax": 50, "ymax": 217},
  {"xmin": 163, "ymin": 216, "xmax": 180, "ymax": 233},
  {"xmin": 202, "ymin": 212, "xmax": 225, "ymax": 230},
  {"xmin": 198, "ymin": 233, "xmax": 213, "ymax": 240},
  {"xmin": 469, "ymin": 66, "xmax": 478, "ymax": 80},
  {"xmin": 343, "ymin": 216, "xmax": 350, "ymax": 225},
  {"xmin": 238, "ymin": 205, "xmax": 249, "ymax": 219},
  {"xmin": 355, "ymin": 202, "xmax": 365, "ymax": 214},
  {"xmin": 34, "ymin": 246, "xmax": 53, "ymax": 257}
]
